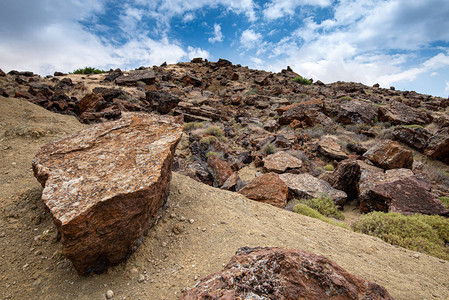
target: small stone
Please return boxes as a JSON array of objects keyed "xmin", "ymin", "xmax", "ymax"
[
  {"xmin": 137, "ymin": 274, "xmax": 145, "ymax": 283},
  {"xmin": 413, "ymin": 254, "xmax": 420, "ymax": 259},
  {"xmin": 130, "ymin": 268, "xmax": 138, "ymax": 276},
  {"xmin": 162, "ymin": 242, "xmax": 167, "ymax": 247},
  {"xmin": 189, "ymin": 219, "xmax": 195, "ymax": 224},
  {"xmin": 105, "ymin": 290, "xmax": 114, "ymax": 299}
]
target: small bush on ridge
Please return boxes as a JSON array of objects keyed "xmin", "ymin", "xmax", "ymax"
[
  {"xmin": 293, "ymin": 204, "xmax": 349, "ymax": 229},
  {"xmin": 72, "ymin": 67, "xmax": 105, "ymax": 74},
  {"xmin": 205, "ymin": 126, "xmax": 223, "ymax": 137},
  {"xmin": 291, "ymin": 76, "xmax": 311, "ymax": 85}
]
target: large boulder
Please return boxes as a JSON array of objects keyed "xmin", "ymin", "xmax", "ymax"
[
  {"xmin": 279, "ymin": 173, "xmax": 347, "ymax": 205},
  {"xmin": 239, "ymin": 173, "xmax": 288, "ymax": 208},
  {"xmin": 145, "ymin": 90, "xmax": 180, "ymax": 114},
  {"xmin": 360, "ymin": 176, "xmax": 449, "ymax": 216},
  {"xmin": 207, "ymin": 155, "xmax": 233, "ymax": 187},
  {"xmin": 392, "ymin": 126, "xmax": 431, "ymax": 152},
  {"xmin": 378, "ymin": 101, "xmax": 433, "ymax": 125},
  {"xmin": 180, "ymin": 247, "xmax": 393, "ymax": 300},
  {"xmin": 424, "ymin": 128, "xmax": 449, "ymax": 164},
  {"xmin": 115, "ymin": 69, "xmax": 156, "ymax": 86},
  {"xmin": 337, "ymin": 100, "xmax": 378, "ymax": 125},
  {"xmin": 263, "ymin": 151, "xmax": 302, "ymax": 173},
  {"xmin": 317, "ymin": 136, "xmax": 349, "ymax": 161},
  {"xmin": 329, "ymin": 159, "xmax": 361, "ymax": 201},
  {"xmin": 363, "ymin": 140, "xmax": 413, "ymax": 170},
  {"xmin": 32, "ymin": 112, "xmax": 183, "ymax": 274}
]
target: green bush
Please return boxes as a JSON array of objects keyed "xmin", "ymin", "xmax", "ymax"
[
  {"xmin": 439, "ymin": 196, "xmax": 449, "ymax": 209},
  {"xmin": 323, "ymin": 164, "xmax": 334, "ymax": 172},
  {"xmin": 206, "ymin": 151, "xmax": 221, "ymax": 158},
  {"xmin": 352, "ymin": 212, "xmax": 449, "ymax": 260},
  {"xmin": 403, "ymin": 124, "xmax": 424, "ymax": 129},
  {"xmin": 298, "ymin": 197, "xmax": 345, "ymax": 220},
  {"xmin": 293, "ymin": 204, "xmax": 349, "ymax": 229},
  {"xmin": 338, "ymin": 96, "xmax": 353, "ymax": 101},
  {"xmin": 263, "ymin": 142, "xmax": 276, "ymax": 155},
  {"xmin": 291, "ymin": 76, "xmax": 311, "ymax": 85},
  {"xmin": 183, "ymin": 122, "xmax": 205, "ymax": 131},
  {"xmin": 205, "ymin": 126, "xmax": 223, "ymax": 137},
  {"xmin": 72, "ymin": 67, "xmax": 105, "ymax": 74},
  {"xmin": 200, "ymin": 136, "xmax": 218, "ymax": 145}
]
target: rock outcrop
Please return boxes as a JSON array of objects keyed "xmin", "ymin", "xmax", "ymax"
[
  {"xmin": 32, "ymin": 112, "xmax": 183, "ymax": 274},
  {"xmin": 317, "ymin": 136, "xmax": 349, "ymax": 161},
  {"xmin": 263, "ymin": 151, "xmax": 302, "ymax": 173},
  {"xmin": 239, "ymin": 173, "xmax": 288, "ymax": 208},
  {"xmin": 279, "ymin": 173, "xmax": 347, "ymax": 205},
  {"xmin": 180, "ymin": 247, "xmax": 393, "ymax": 300},
  {"xmin": 329, "ymin": 159, "xmax": 361, "ymax": 201},
  {"xmin": 363, "ymin": 140, "xmax": 413, "ymax": 170}
]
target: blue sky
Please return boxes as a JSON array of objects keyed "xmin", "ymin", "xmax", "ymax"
[{"xmin": 1, "ymin": 0, "xmax": 449, "ymax": 97}]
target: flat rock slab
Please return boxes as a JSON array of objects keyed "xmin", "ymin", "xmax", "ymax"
[
  {"xmin": 263, "ymin": 151, "xmax": 302, "ymax": 173},
  {"xmin": 279, "ymin": 173, "xmax": 347, "ymax": 205},
  {"xmin": 318, "ymin": 136, "xmax": 349, "ymax": 161},
  {"xmin": 363, "ymin": 140, "xmax": 413, "ymax": 170},
  {"xmin": 181, "ymin": 247, "xmax": 393, "ymax": 300},
  {"xmin": 32, "ymin": 112, "xmax": 183, "ymax": 274}
]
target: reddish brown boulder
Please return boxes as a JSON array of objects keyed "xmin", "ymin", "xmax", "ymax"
[
  {"xmin": 318, "ymin": 136, "xmax": 349, "ymax": 161},
  {"xmin": 363, "ymin": 140, "xmax": 413, "ymax": 170},
  {"xmin": 207, "ymin": 155, "xmax": 233, "ymax": 187},
  {"xmin": 239, "ymin": 173, "xmax": 288, "ymax": 208},
  {"xmin": 180, "ymin": 247, "xmax": 393, "ymax": 300},
  {"xmin": 146, "ymin": 90, "xmax": 181, "ymax": 114},
  {"xmin": 360, "ymin": 176, "xmax": 449, "ymax": 216},
  {"xmin": 378, "ymin": 101, "xmax": 433, "ymax": 125},
  {"xmin": 424, "ymin": 128, "xmax": 449, "ymax": 164},
  {"xmin": 329, "ymin": 159, "xmax": 361, "ymax": 201},
  {"xmin": 337, "ymin": 100, "xmax": 378, "ymax": 125},
  {"xmin": 77, "ymin": 93, "xmax": 106, "ymax": 114},
  {"xmin": 32, "ymin": 112, "xmax": 183, "ymax": 274},
  {"xmin": 263, "ymin": 151, "xmax": 302, "ymax": 173},
  {"xmin": 392, "ymin": 126, "xmax": 431, "ymax": 152}
]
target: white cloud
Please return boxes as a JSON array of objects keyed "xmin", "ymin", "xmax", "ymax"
[
  {"xmin": 263, "ymin": 0, "xmax": 331, "ymax": 20},
  {"xmin": 240, "ymin": 29, "xmax": 262, "ymax": 49},
  {"xmin": 187, "ymin": 46, "xmax": 210, "ymax": 60},
  {"xmin": 182, "ymin": 13, "xmax": 195, "ymax": 22},
  {"xmin": 208, "ymin": 24, "xmax": 224, "ymax": 43},
  {"xmin": 445, "ymin": 82, "xmax": 449, "ymax": 95}
]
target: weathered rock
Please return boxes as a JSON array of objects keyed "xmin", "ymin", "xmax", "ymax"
[
  {"xmin": 279, "ymin": 173, "xmax": 347, "ymax": 205},
  {"xmin": 77, "ymin": 93, "xmax": 106, "ymax": 114},
  {"xmin": 0, "ymin": 87, "xmax": 9, "ymax": 97},
  {"xmin": 53, "ymin": 71, "xmax": 67, "ymax": 76},
  {"xmin": 221, "ymin": 172, "xmax": 244, "ymax": 191},
  {"xmin": 317, "ymin": 136, "xmax": 349, "ymax": 161},
  {"xmin": 103, "ymin": 68, "xmax": 123, "ymax": 82},
  {"xmin": 32, "ymin": 112, "xmax": 183, "ymax": 274},
  {"xmin": 0, "ymin": 68, "xmax": 6, "ymax": 76},
  {"xmin": 239, "ymin": 173, "xmax": 288, "ymax": 208},
  {"xmin": 146, "ymin": 90, "xmax": 180, "ymax": 114},
  {"xmin": 182, "ymin": 73, "xmax": 202, "ymax": 87},
  {"xmin": 363, "ymin": 140, "xmax": 413, "ymax": 170},
  {"xmin": 207, "ymin": 155, "xmax": 233, "ymax": 187},
  {"xmin": 358, "ymin": 164, "xmax": 413, "ymax": 197},
  {"xmin": 115, "ymin": 69, "xmax": 156, "ymax": 86},
  {"xmin": 92, "ymin": 87, "xmax": 129, "ymax": 102},
  {"xmin": 378, "ymin": 101, "xmax": 433, "ymax": 125},
  {"xmin": 360, "ymin": 176, "xmax": 449, "ymax": 216},
  {"xmin": 392, "ymin": 126, "xmax": 431, "ymax": 152},
  {"xmin": 180, "ymin": 247, "xmax": 393, "ymax": 300},
  {"xmin": 263, "ymin": 151, "xmax": 302, "ymax": 173},
  {"xmin": 424, "ymin": 128, "xmax": 449, "ymax": 164},
  {"xmin": 346, "ymin": 142, "xmax": 368, "ymax": 155},
  {"xmin": 337, "ymin": 100, "xmax": 378, "ymax": 125},
  {"xmin": 329, "ymin": 159, "xmax": 361, "ymax": 202}
]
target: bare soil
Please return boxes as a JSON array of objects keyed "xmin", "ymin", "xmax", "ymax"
[{"xmin": 1, "ymin": 96, "xmax": 449, "ymax": 300}]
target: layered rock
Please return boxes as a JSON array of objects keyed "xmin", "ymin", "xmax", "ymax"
[
  {"xmin": 392, "ymin": 126, "xmax": 431, "ymax": 152},
  {"xmin": 337, "ymin": 100, "xmax": 378, "ymax": 125},
  {"xmin": 424, "ymin": 128, "xmax": 449, "ymax": 164},
  {"xmin": 263, "ymin": 151, "xmax": 302, "ymax": 173},
  {"xmin": 378, "ymin": 101, "xmax": 433, "ymax": 125},
  {"xmin": 279, "ymin": 173, "xmax": 347, "ymax": 205},
  {"xmin": 207, "ymin": 155, "xmax": 233, "ymax": 187},
  {"xmin": 239, "ymin": 173, "xmax": 288, "ymax": 208},
  {"xmin": 115, "ymin": 69, "xmax": 156, "ymax": 86},
  {"xmin": 32, "ymin": 112, "xmax": 183, "ymax": 274},
  {"xmin": 329, "ymin": 159, "xmax": 361, "ymax": 201},
  {"xmin": 146, "ymin": 90, "xmax": 181, "ymax": 114},
  {"xmin": 363, "ymin": 140, "xmax": 413, "ymax": 170},
  {"xmin": 317, "ymin": 136, "xmax": 349, "ymax": 161},
  {"xmin": 180, "ymin": 247, "xmax": 393, "ymax": 300}
]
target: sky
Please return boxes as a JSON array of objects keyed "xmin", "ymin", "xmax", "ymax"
[{"xmin": 1, "ymin": 0, "xmax": 449, "ymax": 97}]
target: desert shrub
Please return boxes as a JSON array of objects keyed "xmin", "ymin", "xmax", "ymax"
[
  {"xmin": 404, "ymin": 124, "xmax": 424, "ymax": 129},
  {"xmin": 183, "ymin": 122, "xmax": 205, "ymax": 131},
  {"xmin": 345, "ymin": 123, "xmax": 371, "ymax": 133},
  {"xmin": 206, "ymin": 151, "xmax": 221, "ymax": 158},
  {"xmin": 303, "ymin": 125, "xmax": 325, "ymax": 139},
  {"xmin": 439, "ymin": 196, "xmax": 449, "ymax": 209},
  {"xmin": 205, "ymin": 126, "xmax": 223, "ymax": 137},
  {"xmin": 200, "ymin": 136, "xmax": 218, "ymax": 145},
  {"xmin": 339, "ymin": 96, "xmax": 353, "ymax": 101},
  {"xmin": 293, "ymin": 204, "xmax": 349, "ymax": 229},
  {"xmin": 298, "ymin": 197, "xmax": 345, "ymax": 220},
  {"xmin": 246, "ymin": 88, "xmax": 259, "ymax": 95},
  {"xmin": 291, "ymin": 76, "xmax": 311, "ymax": 85},
  {"xmin": 352, "ymin": 212, "xmax": 449, "ymax": 260},
  {"xmin": 263, "ymin": 142, "xmax": 276, "ymax": 155},
  {"xmin": 72, "ymin": 67, "xmax": 105, "ymax": 74},
  {"xmin": 323, "ymin": 164, "xmax": 334, "ymax": 172}
]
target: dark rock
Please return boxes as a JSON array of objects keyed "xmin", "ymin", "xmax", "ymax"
[
  {"xmin": 378, "ymin": 102, "xmax": 433, "ymax": 125},
  {"xmin": 239, "ymin": 173, "xmax": 288, "ymax": 208},
  {"xmin": 191, "ymin": 57, "xmax": 203, "ymax": 63},
  {"xmin": 360, "ymin": 176, "xmax": 449, "ymax": 216},
  {"xmin": 347, "ymin": 142, "xmax": 368, "ymax": 155},
  {"xmin": 54, "ymin": 71, "xmax": 67, "ymax": 76},
  {"xmin": 77, "ymin": 93, "xmax": 107, "ymax": 115},
  {"xmin": 92, "ymin": 87, "xmax": 129, "ymax": 102},
  {"xmin": 146, "ymin": 90, "xmax": 180, "ymax": 114},
  {"xmin": 103, "ymin": 69, "xmax": 123, "ymax": 82},
  {"xmin": 392, "ymin": 126, "xmax": 431, "ymax": 152},
  {"xmin": 0, "ymin": 87, "xmax": 9, "ymax": 97},
  {"xmin": 181, "ymin": 247, "xmax": 393, "ymax": 300},
  {"xmin": 363, "ymin": 140, "xmax": 413, "ymax": 170},
  {"xmin": 216, "ymin": 58, "xmax": 233, "ymax": 67},
  {"xmin": 182, "ymin": 73, "xmax": 202, "ymax": 87},
  {"xmin": 32, "ymin": 113, "xmax": 183, "ymax": 275},
  {"xmin": 337, "ymin": 100, "xmax": 378, "ymax": 125},
  {"xmin": 329, "ymin": 159, "xmax": 361, "ymax": 202},
  {"xmin": 115, "ymin": 70, "xmax": 156, "ymax": 86},
  {"xmin": 221, "ymin": 173, "xmax": 244, "ymax": 191},
  {"xmin": 0, "ymin": 69, "xmax": 5, "ymax": 76},
  {"xmin": 424, "ymin": 128, "xmax": 449, "ymax": 164},
  {"xmin": 28, "ymin": 83, "xmax": 54, "ymax": 98}
]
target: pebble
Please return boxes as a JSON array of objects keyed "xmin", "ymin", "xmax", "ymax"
[
  {"xmin": 189, "ymin": 219, "xmax": 195, "ymax": 224},
  {"xmin": 105, "ymin": 290, "xmax": 114, "ymax": 299},
  {"xmin": 413, "ymin": 254, "xmax": 420, "ymax": 259},
  {"xmin": 137, "ymin": 274, "xmax": 145, "ymax": 283}
]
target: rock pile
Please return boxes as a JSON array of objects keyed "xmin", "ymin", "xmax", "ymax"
[{"xmin": 32, "ymin": 112, "xmax": 183, "ymax": 274}]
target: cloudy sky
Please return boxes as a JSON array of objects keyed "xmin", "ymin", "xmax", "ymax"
[{"xmin": 1, "ymin": 0, "xmax": 449, "ymax": 97}]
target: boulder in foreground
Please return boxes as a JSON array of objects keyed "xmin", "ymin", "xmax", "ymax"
[
  {"xmin": 239, "ymin": 173, "xmax": 288, "ymax": 208},
  {"xmin": 180, "ymin": 247, "xmax": 393, "ymax": 300},
  {"xmin": 32, "ymin": 112, "xmax": 183, "ymax": 274}
]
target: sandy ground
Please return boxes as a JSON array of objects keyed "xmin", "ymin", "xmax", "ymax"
[{"xmin": 1, "ymin": 96, "xmax": 449, "ymax": 300}]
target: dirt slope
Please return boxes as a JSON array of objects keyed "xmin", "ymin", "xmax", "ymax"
[{"xmin": 1, "ymin": 97, "xmax": 448, "ymax": 300}]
